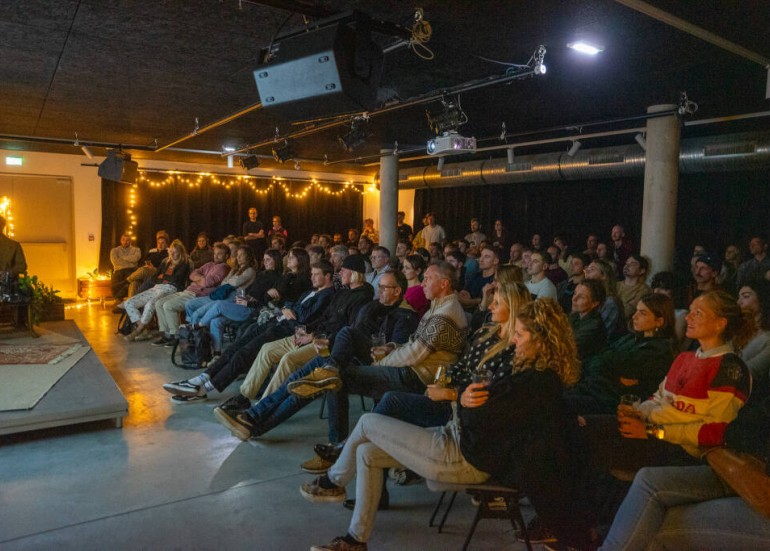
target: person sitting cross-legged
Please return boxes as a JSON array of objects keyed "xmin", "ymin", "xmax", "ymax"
[
  {"xmin": 211, "ymin": 270, "xmax": 418, "ymax": 442},
  {"xmin": 162, "ymin": 259, "xmax": 334, "ymax": 404},
  {"xmin": 289, "ymin": 262, "xmax": 468, "ymax": 466},
  {"xmin": 300, "ymin": 298, "xmax": 596, "ymax": 551}
]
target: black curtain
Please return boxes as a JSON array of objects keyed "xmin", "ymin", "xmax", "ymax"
[
  {"xmin": 99, "ymin": 177, "xmax": 363, "ymax": 271},
  {"xmin": 415, "ymin": 170, "xmax": 770, "ymax": 266}
]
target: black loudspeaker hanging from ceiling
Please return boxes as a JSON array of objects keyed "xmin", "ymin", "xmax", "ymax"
[{"xmin": 98, "ymin": 150, "xmax": 138, "ymax": 184}]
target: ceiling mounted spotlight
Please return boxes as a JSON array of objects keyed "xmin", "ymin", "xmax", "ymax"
[
  {"xmin": 506, "ymin": 148, "xmax": 515, "ymax": 165},
  {"xmin": 294, "ymin": 160, "xmax": 301, "ymax": 171},
  {"xmin": 81, "ymin": 145, "xmax": 94, "ymax": 159},
  {"xmin": 239, "ymin": 154, "xmax": 261, "ymax": 170},
  {"xmin": 567, "ymin": 41, "xmax": 604, "ymax": 55},
  {"xmin": 272, "ymin": 140, "xmax": 296, "ymax": 163},
  {"xmin": 635, "ymin": 133, "xmax": 647, "ymax": 151},
  {"xmin": 567, "ymin": 140, "xmax": 582, "ymax": 157},
  {"xmin": 426, "ymin": 96, "xmax": 468, "ymax": 135},
  {"xmin": 338, "ymin": 117, "xmax": 369, "ymax": 152}
]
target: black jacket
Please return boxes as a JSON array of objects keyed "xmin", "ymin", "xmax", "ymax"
[
  {"xmin": 352, "ymin": 299, "xmax": 419, "ymax": 344},
  {"xmin": 309, "ymin": 283, "xmax": 375, "ymax": 339}
]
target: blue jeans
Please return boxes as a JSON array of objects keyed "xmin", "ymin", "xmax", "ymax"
[
  {"xmin": 197, "ymin": 300, "xmax": 251, "ymax": 352},
  {"xmin": 185, "ymin": 296, "xmax": 214, "ymax": 321},
  {"xmin": 373, "ymin": 391, "xmax": 451, "ymax": 428},
  {"xmin": 600, "ymin": 466, "xmax": 770, "ymax": 550},
  {"xmin": 327, "ymin": 413, "xmax": 489, "ymax": 542},
  {"xmin": 243, "ymin": 326, "xmax": 374, "ymax": 440}
]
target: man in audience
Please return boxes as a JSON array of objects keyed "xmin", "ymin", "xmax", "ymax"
[
  {"xmin": 329, "ymin": 245, "xmax": 349, "ymax": 290},
  {"xmin": 545, "ymin": 245, "xmax": 568, "ymax": 285},
  {"xmin": 394, "ymin": 240, "xmax": 410, "ymax": 270},
  {"xmin": 290, "ymin": 262, "xmax": 467, "ymax": 453},
  {"xmin": 346, "ymin": 228, "xmax": 359, "ymax": 247},
  {"xmin": 531, "ymin": 233, "xmax": 543, "ymax": 252},
  {"xmin": 464, "ymin": 217, "xmax": 486, "ymax": 248},
  {"xmin": 419, "ymin": 213, "xmax": 446, "ymax": 247},
  {"xmin": 736, "ymin": 234, "xmax": 770, "ymax": 287},
  {"xmin": 242, "ymin": 207, "xmax": 266, "ymax": 259},
  {"xmin": 366, "ymin": 246, "xmax": 392, "ymax": 299},
  {"xmin": 569, "ymin": 279, "xmax": 608, "ymax": 360},
  {"xmin": 458, "ymin": 245, "xmax": 499, "ymax": 310},
  {"xmin": 685, "ymin": 253, "xmax": 721, "ymax": 305},
  {"xmin": 428, "ymin": 242, "xmax": 443, "ymax": 263},
  {"xmin": 525, "ymin": 250, "xmax": 557, "ymax": 299},
  {"xmin": 557, "ymin": 252, "xmax": 589, "ymax": 313},
  {"xmin": 611, "ymin": 224, "xmax": 634, "ymax": 277},
  {"xmin": 125, "ymin": 230, "xmax": 169, "ymax": 297},
  {"xmin": 268, "ymin": 215, "xmax": 288, "ymax": 240},
  {"xmin": 307, "ymin": 245, "xmax": 325, "ymax": 265},
  {"xmin": 211, "ymin": 271, "xmax": 419, "ymax": 445},
  {"xmin": 332, "ymin": 233, "xmax": 343, "ymax": 246},
  {"xmin": 444, "ymin": 248, "xmax": 467, "ymax": 289},
  {"xmin": 507, "ymin": 242, "xmax": 524, "ymax": 268},
  {"xmin": 110, "ymin": 233, "xmax": 141, "ymax": 300},
  {"xmin": 584, "ymin": 233, "xmax": 599, "ymax": 258},
  {"xmin": 357, "ymin": 236, "xmax": 373, "ymax": 259},
  {"xmin": 162, "ymin": 260, "xmax": 338, "ymax": 403},
  {"xmin": 617, "ymin": 253, "xmax": 651, "ymax": 319},
  {"xmin": 152, "ymin": 242, "xmax": 231, "ymax": 347},
  {"xmin": 396, "ymin": 211, "xmax": 412, "ymax": 243}
]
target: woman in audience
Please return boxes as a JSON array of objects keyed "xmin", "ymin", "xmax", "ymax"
[
  {"xmin": 719, "ymin": 243, "xmax": 742, "ymax": 293},
  {"xmin": 737, "ymin": 279, "xmax": 770, "ymax": 397},
  {"xmin": 401, "ymin": 254, "xmax": 429, "ymax": 319},
  {"xmin": 569, "ymin": 279, "xmax": 608, "ymax": 360},
  {"xmin": 470, "ymin": 264, "xmax": 524, "ymax": 331},
  {"xmin": 264, "ymin": 247, "xmax": 312, "ymax": 307},
  {"xmin": 186, "ymin": 248, "xmax": 284, "ymax": 356},
  {"xmin": 595, "ymin": 242, "xmax": 616, "ymax": 273},
  {"xmin": 565, "ymin": 293, "xmax": 675, "ymax": 414},
  {"xmin": 300, "ymin": 299, "xmax": 595, "ymax": 551},
  {"xmin": 489, "ymin": 219, "xmax": 508, "ymax": 250},
  {"xmin": 584, "ymin": 259, "xmax": 625, "ymax": 340},
  {"xmin": 124, "ymin": 239, "xmax": 191, "ymax": 341},
  {"xmin": 189, "ymin": 232, "xmax": 213, "ymax": 268},
  {"xmin": 595, "ymin": 290, "xmax": 753, "ymax": 471},
  {"xmin": 185, "ymin": 245, "xmax": 257, "ymax": 326},
  {"xmin": 651, "ymin": 271, "xmax": 690, "ymax": 351}
]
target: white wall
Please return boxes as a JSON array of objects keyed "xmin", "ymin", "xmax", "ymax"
[{"xmin": 362, "ymin": 188, "xmax": 416, "ymax": 231}]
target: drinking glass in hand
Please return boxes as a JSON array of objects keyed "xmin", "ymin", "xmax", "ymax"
[
  {"xmin": 314, "ymin": 332, "xmax": 330, "ymax": 357},
  {"xmin": 472, "ymin": 369, "xmax": 492, "ymax": 387},
  {"xmin": 434, "ymin": 365, "xmax": 451, "ymax": 388},
  {"xmin": 371, "ymin": 333, "xmax": 387, "ymax": 360},
  {"xmin": 618, "ymin": 393, "xmax": 641, "ymax": 418}
]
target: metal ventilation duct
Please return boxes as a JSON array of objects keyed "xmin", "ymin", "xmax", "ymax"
[{"xmin": 397, "ymin": 131, "xmax": 770, "ymax": 189}]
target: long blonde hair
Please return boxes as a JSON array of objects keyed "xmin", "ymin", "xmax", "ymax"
[
  {"xmin": 515, "ymin": 298, "xmax": 581, "ymax": 386},
  {"xmin": 475, "ymin": 281, "xmax": 531, "ymax": 369}
]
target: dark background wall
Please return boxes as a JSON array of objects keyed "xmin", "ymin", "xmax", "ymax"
[
  {"xmin": 99, "ymin": 178, "xmax": 363, "ymax": 270},
  {"xmin": 414, "ymin": 170, "xmax": 770, "ymax": 267}
]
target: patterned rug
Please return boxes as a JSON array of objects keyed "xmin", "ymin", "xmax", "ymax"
[{"xmin": 0, "ymin": 343, "xmax": 82, "ymax": 364}]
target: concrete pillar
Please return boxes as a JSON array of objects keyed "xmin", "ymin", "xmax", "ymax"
[
  {"xmin": 378, "ymin": 149, "xmax": 398, "ymax": 254},
  {"xmin": 640, "ymin": 104, "xmax": 680, "ymax": 276}
]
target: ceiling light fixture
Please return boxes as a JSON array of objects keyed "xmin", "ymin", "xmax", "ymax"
[
  {"xmin": 338, "ymin": 117, "xmax": 369, "ymax": 152},
  {"xmin": 74, "ymin": 132, "xmax": 94, "ymax": 159},
  {"xmin": 239, "ymin": 154, "xmax": 261, "ymax": 170},
  {"xmin": 567, "ymin": 41, "xmax": 604, "ymax": 55},
  {"xmin": 272, "ymin": 140, "xmax": 296, "ymax": 163},
  {"xmin": 635, "ymin": 133, "xmax": 647, "ymax": 151},
  {"xmin": 567, "ymin": 140, "xmax": 582, "ymax": 157},
  {"xmin": 426, "ymin": 96, "xmax": 468, "ymax": 135}
]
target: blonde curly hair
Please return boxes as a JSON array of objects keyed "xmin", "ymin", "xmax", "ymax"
[{"xmin": 515, "ymin": 298, "xmax": 581, "ymax": 386}]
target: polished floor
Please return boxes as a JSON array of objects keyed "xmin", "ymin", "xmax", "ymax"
[{"xmin": 0, "ymin": 303, "xmax": 533, "ymax": 550}]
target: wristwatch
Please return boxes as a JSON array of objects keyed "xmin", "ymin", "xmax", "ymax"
[{"xmin": 646, "ymin": 423, "xmax": 665, "ymax": 440}]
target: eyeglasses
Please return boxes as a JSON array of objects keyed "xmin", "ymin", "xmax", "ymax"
[{"xmin": 378, "ymin": 284, "xmax": 399, "ymax": 291}]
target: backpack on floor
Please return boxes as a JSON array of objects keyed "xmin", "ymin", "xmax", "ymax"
[
  {"xmin": 172, "ymin": 325, "xmax": 212, "ymax": 370},
  {"xmin": 116, "ymin": 313, "xmax": 134, "ymax": 336}
]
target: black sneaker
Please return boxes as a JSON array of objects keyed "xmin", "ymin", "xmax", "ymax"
[
  {"xmin": 151, "ymin": 336, "xmax": 169, "ymax": 347},
  {"xmin": 212, "ymin": 407, "xmax": 255, "ymax": 441},
  {"xmin": 314, "ymin": 441, "xmax": 346, "ymax": 463},
  {"xmin": 216, "ymin": 394, "xmax": 251, "ymax": 413},
  {"xmin": 164, "ymin": 337, "xmax": 178, "ymax": 348}
]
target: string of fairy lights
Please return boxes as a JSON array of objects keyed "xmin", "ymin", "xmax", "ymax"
[{"xmin": 125, "ymin": 170, "xmax": 374, "ymax": 237}]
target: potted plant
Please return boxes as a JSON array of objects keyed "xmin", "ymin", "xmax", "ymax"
[{"xmin": 18, "ymin": 274, "xmax": 65, "ymax": 325}]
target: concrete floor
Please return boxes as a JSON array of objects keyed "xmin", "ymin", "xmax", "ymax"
[{"xmin": 0, "ymin": 303, "xmax": 535, "ymax": 550}]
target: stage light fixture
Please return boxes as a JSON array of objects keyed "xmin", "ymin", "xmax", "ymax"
[
  {"xmin": 338, "ymin": 118, "xmax": 369, "ymax": 152},
  {"xmin": 239, "ymin": 155, "xmax": 261, "ymax": 170},
  {"xmin": 635, "ymin": 133, "xmax": 647, "ymax": 151},
  {"xmin": 272, "ymin": 140, "xmax": 296, "ymax": 163},
  {"xmin": 567, "ymin": 140, "xmax": 582, "ymax": 157},
  {"xmin": 81, "ymin": 145, "xmax": 94, "ymax": 159},
  {"xmin": 567, "ymin": 41, "xmax": 604, "ymax": 55},
  {"xmin": 426, "ymin": 96, "xmax": 468, "ymax": 135}
]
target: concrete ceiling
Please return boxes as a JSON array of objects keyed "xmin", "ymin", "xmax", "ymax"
[{"xmin": 1, "ymin": 0, "xmax": 768, "ymax": 176}]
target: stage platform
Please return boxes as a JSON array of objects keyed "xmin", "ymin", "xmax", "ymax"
[{"xmin": 0, "ymin": 320, "xmax": 128, "ymax": 436}]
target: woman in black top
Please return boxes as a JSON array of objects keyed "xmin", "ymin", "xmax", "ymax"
[{"xmin": 300, "ymin": 298, "xmax": 595, "ymax": 551}]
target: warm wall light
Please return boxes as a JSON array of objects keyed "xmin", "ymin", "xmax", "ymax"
[
  {"xmin": 567, "ymin": 140, "xmax": 582, "ymax": 157},
  {"xmin": 567, "ymin": 41, "xmax": 604, "ymax": 55},
  {"xmin": 5, "ymin": 156, "xmax": 22, "ymax": 166}
]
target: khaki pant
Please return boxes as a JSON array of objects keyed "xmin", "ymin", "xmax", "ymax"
[
  {"xmin": 240, "ymin": 338, "xmax": 317, "ymax": 399},
  {"xmin": 154, "ymin": 290, "xmax": 195, "ymax": 335}
]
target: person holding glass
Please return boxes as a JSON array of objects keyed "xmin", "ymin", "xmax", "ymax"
[{"xmin": 300, "ymin": 298, "xmax": 596, "ymax": 551}]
